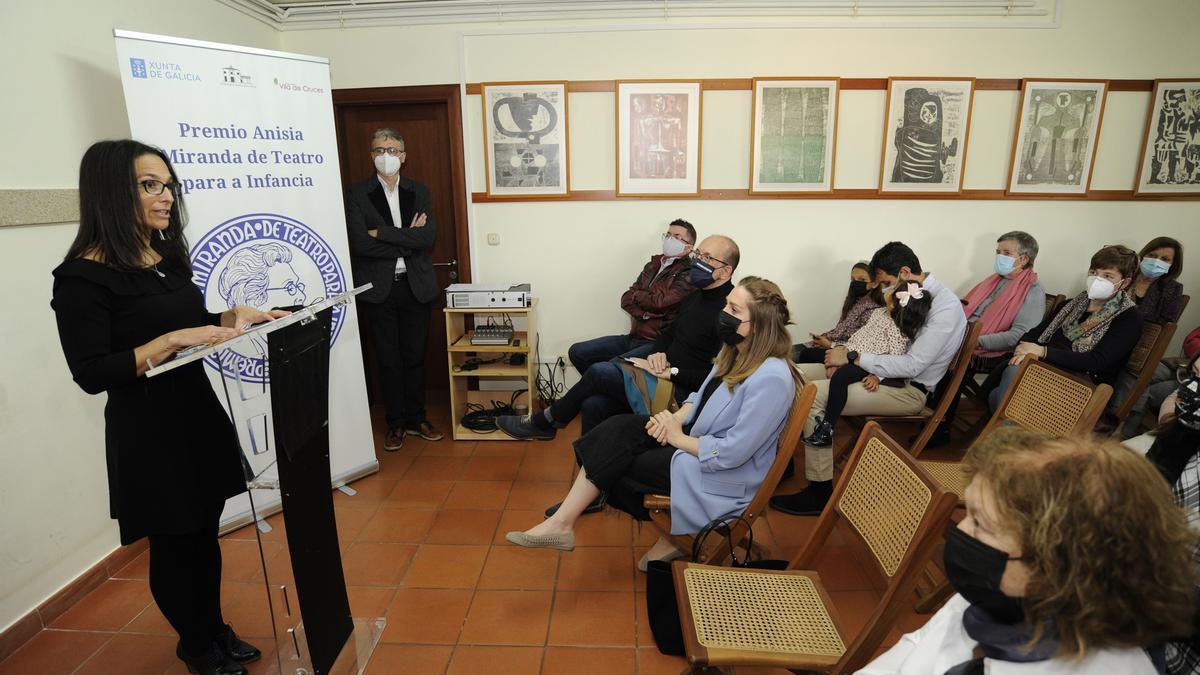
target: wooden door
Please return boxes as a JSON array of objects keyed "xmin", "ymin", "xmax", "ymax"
[{"xmin": 332, "ymin": 85, "xmax": 471, "ymax": 409}]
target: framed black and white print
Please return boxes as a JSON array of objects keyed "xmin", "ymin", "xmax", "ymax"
[
  {"xmin": 1006, "ymin": 79, "xmax": 1108, "ymax": 196},
  {"xmin": 878, "ymin": 78, "xmax": 975, "ymax": 194},
  {"xmin": 481, "ymin": 81, "xmax": 569, "ymax": 197},
  {"xmin": 1135, "ymin": 79, "xmax": 1200, "ymax": 196}
]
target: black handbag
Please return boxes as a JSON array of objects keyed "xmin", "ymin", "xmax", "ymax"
[{"xmin": 644, "ymin": 514, "xmax": 788, "ymax": 655}]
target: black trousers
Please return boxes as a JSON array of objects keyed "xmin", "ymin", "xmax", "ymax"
[
  {"xmin": 825, "ymin": 363, "xmax": 871, "ymax": 424},
  {"xmin": 147, "ymin": 505, "xmax": 225, "ymax": 656},
  {"xmin": 791, "ymin": 345, "xmax": 828, "ymax": 364},
  {"xmin": 574, "ymin": 414, "xmax": 674, "ymax": 521},
  {"xmin": 363, "ymin": 274, "xmax": 431, "ymax": 430}
]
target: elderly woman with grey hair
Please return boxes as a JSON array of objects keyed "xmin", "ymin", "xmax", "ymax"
[{"xmin": 932, "ymin": 231, "xmax": 1046, "ymax": 445}]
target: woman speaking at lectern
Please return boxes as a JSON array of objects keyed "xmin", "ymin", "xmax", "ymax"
[{"xmin": 51, "ymin": 140, "xmax": 286, "ymax": 675}]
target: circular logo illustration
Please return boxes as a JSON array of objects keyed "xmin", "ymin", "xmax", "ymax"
[{"xmin": 190, "ymin": 213, "xmax": 348, "ymax": 384}]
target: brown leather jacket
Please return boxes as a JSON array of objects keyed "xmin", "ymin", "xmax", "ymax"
[{"xmin": 620, "ymin": 255, "xmax": 696, "ymax": 341}]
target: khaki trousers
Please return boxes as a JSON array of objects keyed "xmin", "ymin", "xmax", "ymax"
[{"xmin": 795, "ymin": 363, "xmax": 928, "ymax": 481}]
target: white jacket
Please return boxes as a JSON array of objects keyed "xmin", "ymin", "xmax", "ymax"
[{"xmin": 856, "ymin": 595, "xmax": 1158, "ymax": 675}]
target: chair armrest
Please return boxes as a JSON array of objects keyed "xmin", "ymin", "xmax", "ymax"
[{"xmin": 644, "ymin": 494, "xmax": 671, "ymax": 510}]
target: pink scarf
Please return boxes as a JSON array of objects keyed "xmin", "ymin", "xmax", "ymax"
[{"xmin": 961, "ymin": 268, "xmax": 1039, "ymax": 358}]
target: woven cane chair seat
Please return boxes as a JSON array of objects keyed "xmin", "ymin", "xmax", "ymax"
[
  {"xmin": 918, "ymin": 460, "xmax": 967, "ymax": 497},
  {"xmin": 837, "ymin": 437, "xmax": 932, "ymax": 576},
  {"xmin": 1004, "ymin": 363, "xmax": 1094, "ymax": 436},
  {"xmin": 684, "ymin": 566, "xmax": 846, "ymax": 657}
]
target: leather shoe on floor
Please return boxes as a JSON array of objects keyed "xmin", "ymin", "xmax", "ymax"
[
  {"xmin": 505, "ymin": 530, "xmax": 575, "ymax": 551},
  {"xmin": 405, "ymin": 420, "xmax": 445, "ymax": 442},
  {"xmin": 216, "ymin": 624, "xmax": 261, "ymax": 664},
  {"xmin": 769, "ymin": 481, "xmax": 833, "ymax": 516},
  {"xmin": 177, "ymin": 642, "xmax": 247, "ymax": 675},
  {"xmin": 497, "ymin": 414, "xmax": 557, "ymax": 441},
  {"xmin": 544, "ymin": 493, "xmax": 607, "ymax": 518},
  {"xmin": 383, "ymin": 428, "xmax": 405, "ymax": 452}
]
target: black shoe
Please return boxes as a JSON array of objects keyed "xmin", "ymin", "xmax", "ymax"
[
  {"xmin": 216, "ymin": 624, "xmax": 261, "ymax": 664},
  {"xmin": 383, "ymin": 428, "xmax": 405, "ymax": 452},
  {"xmin": 769, "ymin": 481, "xmax": 833, "ymax": 516},
  {"xmin": 544, "ymin": 493, "xmax": 607, "ymax": 518},
  {"xmin": 497, "ymin": 414, "xmax": 557, "ymax": 441},
  {"xmin": 804, "ymin": 417, "xmax": 833, "ymax": 448},
  {"xmin": 177, "ymin": 642, "xmax": 248, "ymax": 675}
]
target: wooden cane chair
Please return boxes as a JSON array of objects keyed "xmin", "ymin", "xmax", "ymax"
[
  {"xmin": 642, "ymin": 380, "xmax": 817, "ymax": 565},
  {"xmin": 1108, "ymin": 321, "xmax": 1177, "ymax": 434},
  {"xmin": 670, "ymin": 422, "xmax": 957, "ymax": 674},
  {"xmin": 848, "ymin": 321, "xmax": 981, "ymax": 458}
]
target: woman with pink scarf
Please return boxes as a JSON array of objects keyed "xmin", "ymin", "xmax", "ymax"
[{"xmin": 931, "ymin": 231, "xmax": 1045, "ymax": 446}]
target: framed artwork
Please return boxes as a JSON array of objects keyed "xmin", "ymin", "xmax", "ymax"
[
  {"xmin": 1135, "ymin": 79, "xmax": 1200, "ymax": 196},
  {"xmin": 481, "ymin": 81, "xmax": 569, "ymax": 197},
  {"xmin": 749, "ymin": 78, "xmax": 840, "ymax": 194},
  {"xmin": 878, "ymin": 78, "xmax": 975, "ymax": 194},
  {"xmin": 1006, "ymin": 79, "xmax": 1108, "ymax": 196},
  {"xmin": 616, "ymin": 80, "xmax": 702, "ymax": 197}
]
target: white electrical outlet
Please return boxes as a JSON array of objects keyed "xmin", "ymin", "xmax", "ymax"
[{"xmin": 487, "ymin": 233, "xmax": 500, "ymax": 245}]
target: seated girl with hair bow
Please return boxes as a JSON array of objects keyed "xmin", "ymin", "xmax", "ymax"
[{"xmin": 805, "ymin": 281, "xmax": 935, "ymax": 448}]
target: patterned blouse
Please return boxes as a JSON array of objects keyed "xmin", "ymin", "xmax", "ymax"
[
  {"xmin": 844, "ymin": 308, "xmax": 910, "ymax": 356},
  {"xmin": 821, "ymin": 294, "xmax": 883, "ymax": 343}
]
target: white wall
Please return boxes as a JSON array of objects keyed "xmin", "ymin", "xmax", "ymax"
[
  {"xmin": 281, "ymin": 0, "xmax": 1200, "ymax": 367},
  {"xmin": 0, "ymin": 0, "xmax": 278, "ymax": 633}
]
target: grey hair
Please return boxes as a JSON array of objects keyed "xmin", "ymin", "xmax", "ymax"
[
  {"xmin": 997, "ymin": 230, "xmax": 1039, "ymax": 268},
  {"xmin": 371, "ymin": 128, "xmax": 405, "ymax": 148}
]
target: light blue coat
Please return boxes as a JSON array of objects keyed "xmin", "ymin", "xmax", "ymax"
[{"xmin": 669, "ymin": 357, "xmax": 796, "ymax": 534}]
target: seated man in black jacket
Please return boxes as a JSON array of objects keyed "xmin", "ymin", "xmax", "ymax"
[{"xmin": 497, "ymin": 235, "xmax": 740, "ymax": 441}]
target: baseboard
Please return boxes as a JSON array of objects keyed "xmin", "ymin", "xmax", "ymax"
[
  {"xmin": 0, "ymin": 462, "xmax": 379, "ymax": 664},
  {"xmin": 0, "ymin": 538, "xmax": 148, "ymax": 664}
]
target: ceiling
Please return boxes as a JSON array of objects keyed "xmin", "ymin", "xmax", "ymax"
[{"xmin": 216, "ymin": 0, "xmax": 1058, "ymax": 30}]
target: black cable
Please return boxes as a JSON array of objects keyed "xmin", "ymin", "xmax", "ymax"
[
  {"xmin": 534, "ymin": 332, "xmax": 565, "ymax": 406},
  {"xmin": 460, "ymin": 388, "xmax": 529, "ymax": 433}
]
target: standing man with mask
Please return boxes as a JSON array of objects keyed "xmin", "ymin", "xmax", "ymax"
[
  {"xmin": 346, "ymin": 128, "xmax": 443, "ymax": 451},
  {"xmin": 497, "ymin": 235, "xmax": 739, "ymax": 442},
  {"xmin": 567, "ymin": 219, "xmax": 698, "ymax": 376}
]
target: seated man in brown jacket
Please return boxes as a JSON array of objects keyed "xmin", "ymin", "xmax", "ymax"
[{"xmin": 568, "ymin": 219, "xmax": 698, "ymax": 375}]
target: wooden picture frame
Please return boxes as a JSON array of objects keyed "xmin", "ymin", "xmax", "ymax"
[
  {"xmin": 748, "ymin": 77, "xmax": 840, "ymax": 194},
  {"xmin": 878, "ymin": 77, "xmax": 975, "ymax": 195},
  {"xmin": 1134, "ymin": 78, "xmax": 1200, "ymax": 196},
  {"xmin": 480, "ymin": 81, "xmax": 569, "ymax": 197},
  {"xmin": 616, "ymin": 80, "xmax": 702, "ymax": 197},
  {"xmin": 1006, "ymin": 79, "xmax": 1108, "ymax": 197}
]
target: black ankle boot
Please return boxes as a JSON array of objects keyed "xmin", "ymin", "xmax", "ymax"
[
  {"xmin": 177, "ymin": 642, "xmax": 248, "ymax": 675},
  {"xmin": 804, "ymin": 417, "xmax": 833, "ymax": 448},
  {"xmin": 216, "ymin": 624, "xmax": 261, "ymax": 664},
  {"xmin": 769, "ymin": 480, "xmax": 833, "ymax": 516}
]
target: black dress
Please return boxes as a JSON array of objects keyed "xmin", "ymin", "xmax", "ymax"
[{"xmin": 51, "ymin": 250, "xmax": 247, "ymax": 545}]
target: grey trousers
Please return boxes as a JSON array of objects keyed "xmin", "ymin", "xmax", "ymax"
[{"xmin": 796, "ymin": 363, "xmax": 927, "ymax": 481}]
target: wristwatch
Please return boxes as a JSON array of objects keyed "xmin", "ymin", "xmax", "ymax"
[{"xmin": 847, "ymin": 350, "xmax": 860, "ymax": 365}]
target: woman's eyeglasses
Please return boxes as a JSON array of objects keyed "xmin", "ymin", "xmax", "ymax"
[{"xmin": 138, "ymin": 179, "xmax": 179, "ymax": 196}]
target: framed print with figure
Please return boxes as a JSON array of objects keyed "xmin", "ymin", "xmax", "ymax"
[
  {"xmin": 481, "ymin": 81, "xmax": 569, "ymax": 197},
  {"xmin": 749, "ymin": 78, "xmax": 840, "ymax": 194},
  {"xmin": 1134, "ymin": 78, "xmax": 1200, "ymax": 196},
  {"xmin": 1006, "ymin": 79, "xmax": 1108, "ymax": 196},
  {"xmin": 616, "ymin": 80, "xmax": 702, "ymax": 197},
  {"xmin": 879, "ymin": 77, "xmax": 975, "ymax": 195}
]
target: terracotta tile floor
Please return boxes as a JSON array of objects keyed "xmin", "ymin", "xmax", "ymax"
[{"xmin": 0, "ymin": 403, "xmax": 978, "ymax": 674}]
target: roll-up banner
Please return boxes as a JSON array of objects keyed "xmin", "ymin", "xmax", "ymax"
[{"xmin": 113, "ymin": 30, "xmax": 376, "ymax": 528}]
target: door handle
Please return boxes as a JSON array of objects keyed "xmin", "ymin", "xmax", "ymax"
[{"xmin": 433, "ymin": 258, "xmax": 458, "ymax": 280}]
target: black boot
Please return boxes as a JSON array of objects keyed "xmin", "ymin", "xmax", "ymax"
[
  {"xmin": 177, "ymin": 642, "xmax": 247, "ymax": 675},
  {"xmin": 804, "ymin": 417, "xmax": 833, "ymax": 448},
  {"xmin": 921, "ymin": 421, "xmax": 952, "ymax": 449},
  {"xmin": 216, "ymin": 624, "xmax": 261, "ymax": 664},
  {"xmin": 769, "ymin": 480, "xmax": 833, "ymax": 516}
]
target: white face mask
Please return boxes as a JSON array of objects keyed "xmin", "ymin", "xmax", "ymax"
[
  {"xmin": 1085, "ymin": 275, "xmax": 1117, "ymax": 301},
  {"xmin": 374, "ymin": 153, "xmax": 401, "ymax": 176},
  {"xmin": 662, "ymin": 236, "xmax": 688, "ymax": 258}
]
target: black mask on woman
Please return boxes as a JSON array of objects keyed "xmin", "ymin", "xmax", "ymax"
[
  {"xmin": 689, "ymin": 258, "xmax": 717, "ymax": 287},
  {"xmin": 848, "ymin": 280, "xmax": 869, "ymax": 297},
  {"xmin": 943, "ymin": 523, "xmax": 1026, "ymax": 624},
  {"xmin": 716, "ymin": 310, "xmax": 746, "ymax": 346}
]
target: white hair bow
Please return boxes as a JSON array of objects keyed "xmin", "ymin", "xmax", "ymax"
[{"xmin": 895, "ymin": 282, "xmax": 924, "ymax": 307}]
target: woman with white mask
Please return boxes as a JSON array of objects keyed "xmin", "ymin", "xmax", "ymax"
[{"xmin": 978, "ymin": 245, "xmax": 1143, "ymax": 411}]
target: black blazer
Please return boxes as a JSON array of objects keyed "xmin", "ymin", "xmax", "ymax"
[{"xmin": 345, "ymin": 174, "xmax": 439, "ymax": 304}]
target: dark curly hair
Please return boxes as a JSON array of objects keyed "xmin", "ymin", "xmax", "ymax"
[{"xmin": 888, "ymin": 281, "xmax": 933, "ymax": 341}]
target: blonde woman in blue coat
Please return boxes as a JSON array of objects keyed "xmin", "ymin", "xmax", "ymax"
[{"xmin": 507, "ymin": 276, "xmax": 799, "ymax": 566}]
